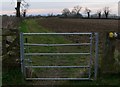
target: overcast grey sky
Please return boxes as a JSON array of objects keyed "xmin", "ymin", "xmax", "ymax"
[{"xmin": 1, "ymin": 0, "xmax": 119, "ymax": 16}]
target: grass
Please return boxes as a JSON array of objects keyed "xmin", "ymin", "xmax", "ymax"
[{"xmin": 2, "ymin": 68, "xmax": 26, "ymax": 85}]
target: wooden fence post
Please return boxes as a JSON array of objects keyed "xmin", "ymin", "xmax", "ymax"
[{"xmin": 101, "ymin": 32, "xmax": 116, "ymax": 74}]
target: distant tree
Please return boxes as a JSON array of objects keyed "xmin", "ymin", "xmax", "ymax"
[
  {"xmin": 97, "ymin": 10, "xmax": 102, "ymax": 18},
  {"xmin": 62, "ymin": 8, "xmax": 70, "ymax": 17},
  {"xmin": 71, "ymin": 10, "xmax": 76, "ymax": 15},
  {"xmin": 103, "ymin": 7, "xmax": 110, "ymax": 19},
  {"xmin": 72, "ymin": 5, "xmax": 82, "ymax": 15},
  {"xmin": 21, "ymin": 1, "xmax": 29, "ymax": 17},
  {"xmin": 47, "ymin": 13, "xmax": 54, "ymax": 17},
  {"xmin": 22, "ymin": 9, "xmax": 26, "ymax": 17},
  {"xmin": 85, "ymin": 7, "xmax": 91, "ymax": 18}
]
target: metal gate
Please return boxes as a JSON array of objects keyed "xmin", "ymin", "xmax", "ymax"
[{"xmin": 20, "ymin": 32, "xmax": 99, "ymax": 80}]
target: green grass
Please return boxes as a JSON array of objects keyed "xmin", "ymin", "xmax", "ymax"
[
  {"xmin": 20, "ymin": 19, "xmax": 50, "ymax": 33},
  {"xmin": 2, "ymin": 68, "xmax": 26, "ymax": 85},
  {"xmin": 20, "ymin": 20, "xmax": 28, "ymax": 32}
]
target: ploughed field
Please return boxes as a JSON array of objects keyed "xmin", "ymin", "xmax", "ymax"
[{"xmin": 37, "ymin": 18, "xmax": 119, "ymax": 32}]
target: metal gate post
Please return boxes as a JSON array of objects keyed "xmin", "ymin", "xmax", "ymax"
[
  {"xmin": 20, "ymin": 32, "xmax": 26, "ymax": 77},
  {"xmin": 88, "ymin": 33, "xmax": 93, "ymax": 79},
  {"xmin": 94, "ymin": 33, "xmax": 99, "ymax": 80}
]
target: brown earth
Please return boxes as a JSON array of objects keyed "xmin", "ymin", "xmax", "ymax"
[{"xmin": 36, "ymin": 18, "xmax": 119, "ymax": 32}]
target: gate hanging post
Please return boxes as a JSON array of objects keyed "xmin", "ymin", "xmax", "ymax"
[
  {"xmin": 102, "ymin": 32, "xmax": 117, "ymax": 74},
  {"xmin": 20, "ymin": 32, "xmax": 25, "ymax": 77},
  {"xmin": 94, "ymin": 33, "xmax": 99, "ymax": 80}
]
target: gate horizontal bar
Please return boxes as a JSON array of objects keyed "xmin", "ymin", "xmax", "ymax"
[
  {"xmin": 24, "ymin": 43, "xmax": 91, "ymax": 46},
  {"xmin": 25, "ymin": 53, "xmax": 90, "ymax": 56},
  {"xmin": 25, "ymin": 66, "xmax": 90, "ymax": 68},
  {"xmin": 26, "ymin": 78, "xmax": 90, "ymax": 80},
  {"xmin": 23, "ymin": 33, "xmax": 92, "ymax": 35}
]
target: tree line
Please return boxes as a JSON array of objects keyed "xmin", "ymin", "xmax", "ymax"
[
  {"xmin": 15, "ymin": 1, "xmax": 113, "ymax": 19},
  {"xmin": 62, "ymin": 5, "xmax": 111, "ymax": 19}
]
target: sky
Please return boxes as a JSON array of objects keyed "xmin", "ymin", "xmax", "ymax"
[{"xmin": 0, "ymin": 0, "xmax": 120, "ymax": 16}]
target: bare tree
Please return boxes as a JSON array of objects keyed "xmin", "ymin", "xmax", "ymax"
[
  {"xmin": 71, "ymin": 10, "xmax": 76, "ymax": 15},
  {"xmin": 85, "ymin": 7, "xmax": 91, "ymax": 18},
  {"xmin": 21, "ymin": 1, "xmax": 29, "ymax": 17},
  {"xmin": 72, "ymin": 5, "xmax": 82, "ymax": 15},
  {"xmin": 62, "ymin": 8, "xmax": 70, "ymax": 17},
  {"xmin": 15, "ymin": 0, "xmax": 21, "ymax": 17},
  {"xmin": 97, "ymin": 10, "xmax": 102, "ymax": 19},
  {"xmin": 22, "ymin": 9, "xmax": 27, "ymax": 17},
  {"xmin": 15, "ymin": 0, "xmax": 29, "ymax": 17},
  {"xmin": 103, "ymin": 7, "xmax": 110, "ymax": 19}
]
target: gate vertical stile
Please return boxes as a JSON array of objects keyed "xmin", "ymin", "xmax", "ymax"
[
  {"xmin": 94, "ymin": 33, "xmax": 99, "ymax": 80},
  {"xmin": 20, "ymin": 33, "xmax": 26, "ymax": 78},
  {"xmin": 88, "ymin": 33, "xmax": 93, "ymax": 79}
]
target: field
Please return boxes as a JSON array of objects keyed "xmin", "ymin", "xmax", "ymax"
[
  {"xmin": 2, "ymin": 17, "xmax": 120, "ymax": 86},
  {"xmin": 37, "ymin": 18, "xmax": 119, "ymax": 32}
]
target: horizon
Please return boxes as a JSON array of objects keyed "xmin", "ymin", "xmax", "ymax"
[{"xmin": 1, "ymin": 0, "xmax": 120, "ymax": 16}]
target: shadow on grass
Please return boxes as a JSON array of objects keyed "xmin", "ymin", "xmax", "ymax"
[{"xmin": 2, "ymin": 68, "xmax": 26, "ymax": 85}]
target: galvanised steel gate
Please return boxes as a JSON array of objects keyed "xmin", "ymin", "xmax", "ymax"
[{"xmin": 20, "ymin": 32, "xmax": 99, "ymax": 80}]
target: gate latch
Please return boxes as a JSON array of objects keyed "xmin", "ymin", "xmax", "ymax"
[{"xmin": 109, "ymin": 32, "xmax": 120, "ymax": 39}]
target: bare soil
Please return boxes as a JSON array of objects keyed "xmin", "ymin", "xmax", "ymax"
[{"xmin": 37, "ymin": 18, "xmax": 119, "ymax": 32}]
